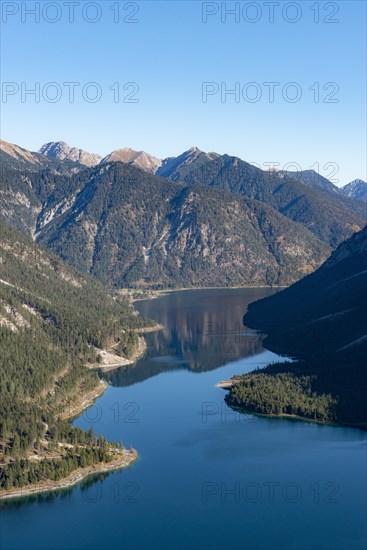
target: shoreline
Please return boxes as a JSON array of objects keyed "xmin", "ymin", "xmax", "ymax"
[
  {"xmin": 0, "ymin": 449, "xmax": 138, "ymax": 501},
  {"xmin": 87, "ymin": 337, "xmax": 147, "ymax": 372},
  {"xmin": 159, "ymin": 285, "xmax": 285, "ymax": 292},
  {"xmin": 59, "ymin": 379, "xmax": 108, "ymax": 420},
  {"xmin": 130, "ymin": 285, "xmax": 284, "ymax": 303},
  {"xmin": 1, "ymin": 317, "xmax": 158, "ymax": 501},
  {"xmin": 219, "ymin": 378, "xmax": 367, "ymax": 430},
  {"xmin": 87, "ymin": 325, "xmax": 163, "ymax": 372},
  {"xmin": 216, "ymin": 378, "xmax": 242, "ymax": 389},
  {"xmin": 135, "ymin": 323, "xmax": 164, "ymax": 333}
]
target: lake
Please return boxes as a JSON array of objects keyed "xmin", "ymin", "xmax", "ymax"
[{"xmin": 1, "ymin": 289, "xmax": 366, "ymax": 550}]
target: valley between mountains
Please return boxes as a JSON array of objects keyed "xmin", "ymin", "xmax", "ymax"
[
  {"xmin": 0, "ymin": 138, "xmax": 366, "ymax": 496},
  {"xmin": 1, "ymin": 140, "xmax": 366, "ymax": 288}
]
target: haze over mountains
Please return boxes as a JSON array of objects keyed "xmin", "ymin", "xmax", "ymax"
[{"xmin": 1, "ymin": 139, "xmax": 366, "ymax": 288}]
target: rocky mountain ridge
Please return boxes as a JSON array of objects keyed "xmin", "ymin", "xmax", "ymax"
[
  {"xmin": 39, "ymin": 141, "xmax": 102, "ymax": 167},
  {"xmin": 1, "ymin": 139, "xmax": 365, "ymax": 288},
  {"xmin": 340, "ymin": 179, "xmax": 367, "ymax": 203}
]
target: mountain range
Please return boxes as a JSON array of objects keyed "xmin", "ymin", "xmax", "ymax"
[
  {"xmin": 1, "ymin": 139, "xmax": 366, "ymax": 288},
  {"xmin": 1, "ymin": 136, "xmax": 366, "ymax": 489},
  {"xmin": 36, "ymin": 140, "xmax": 367, "ymax": 203}
]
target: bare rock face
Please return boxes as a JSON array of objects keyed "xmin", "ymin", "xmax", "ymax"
[
  {"xmin": 39, "ymin": 141, "xmax": 102, "ymax": 167},
  {"xmin": 100, "ymin": 147, "xmax": 162, "ymax": 174},
  {"xmin": 100, "ymin": 146, "xmax": 219, "ymax": 178}
]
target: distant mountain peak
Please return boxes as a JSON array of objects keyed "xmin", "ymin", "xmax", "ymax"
[
  {"xmin": 341, "ymin": 179, "xmax": 367, "ymax": 203},
  {"xmin": 349, "ymin": 178, "xmax": 366, "ymax": 185},
  {"xmin": 100, "ymin": 148, "xmax": 162, "ymax": 174},
  {"xmin": 157, "ymin": 147, "xmax": 219, "ymax": 180},
  {"xmin": 279, "ymin": 169, "xmax": 339, "ymax": 193},
  {"xmin": 187, "ymin": 146, "xmax": 202, "ymax": 154},
  {"xmin": 39, "ymin": 141, "xmax": 101, "ymax": 167}
]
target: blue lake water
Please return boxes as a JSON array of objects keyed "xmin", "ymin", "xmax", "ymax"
[{"xmin": 1, "ymin": 289, "xmax": 366, "ymax": 550}]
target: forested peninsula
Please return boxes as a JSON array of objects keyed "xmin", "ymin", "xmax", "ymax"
[
  {"xmin": 0, "ymin": 220, "xmax": 153, "ymax": 496},
  {"xmin": 225, "ymin": 227, "xmax": 367, "ymax": 426}
]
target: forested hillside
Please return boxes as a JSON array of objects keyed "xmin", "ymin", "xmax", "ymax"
[
  {"xmin": 279, "ymin": 169, "xmax": 339, "ymax": 193},
  {"xmin": 35, "ymin": 162, "xmax": 330, "ymax": 288},
  {"xmin": 171, "ymin": 154, "xmax": 365, "ymax": 247},
  {"xmin": 1, "ymin": 154, "xmax": 331, "ymax": 289},
  {"xmin": 341, "ymin": 179, "xmax": 367, "ymax": 203},
  {"xmin": 1, "ymin": 140, "xmax": 364, "ymax": 290},
  {"xmin": 226, "ymin": 227, "xmax": 367, "ymax": 424},
  {"xmin": 0, "ymin": 219, "xmax": 150, "ymax": 490}
]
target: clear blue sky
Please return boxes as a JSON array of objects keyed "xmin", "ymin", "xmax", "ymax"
[{"xmin": 1, "ymin": 0, "xmax": 366, "ymax": 184}]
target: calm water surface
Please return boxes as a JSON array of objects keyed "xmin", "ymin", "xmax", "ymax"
[{"xmin": 1, "ymin": 289, "xmax": 366, "ymax": 550}]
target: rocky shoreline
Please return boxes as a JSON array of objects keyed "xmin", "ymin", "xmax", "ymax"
[
  {"xmin": 135, "ymin": 323, "xmax": 164, "ymax": 334},
  {"xmin": 216, "ymin": 378, "xmax": 242, "ymax": 389},
  {"xmin": 87, "ymin": 324, "xmax": 163, "ymax": 372}
]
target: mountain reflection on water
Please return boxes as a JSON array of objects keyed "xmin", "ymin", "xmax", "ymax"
[{"xmin": 103, "ymin": 288, "xmax": 276, "ymax": 387}]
